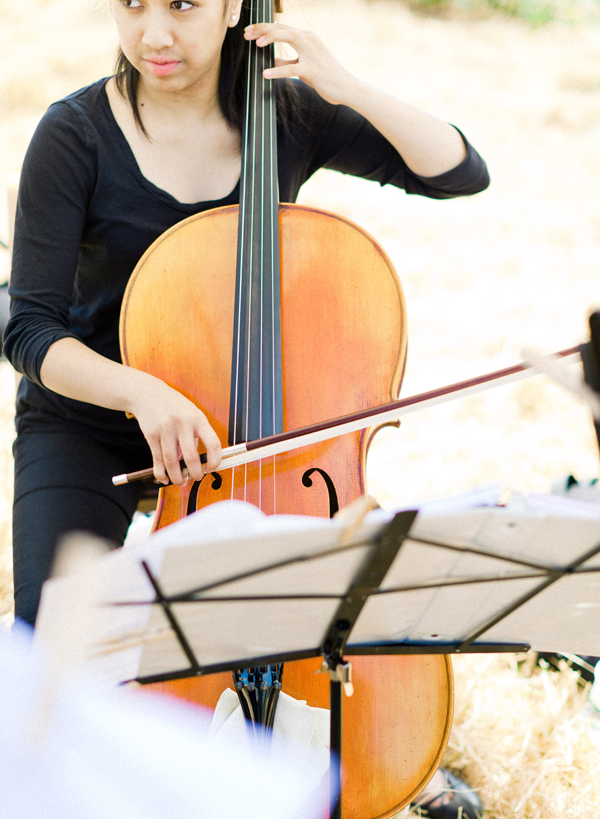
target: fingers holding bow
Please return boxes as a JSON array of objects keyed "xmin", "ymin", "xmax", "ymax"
[
  {"xmin": 130, "ymin": 379, "xmax": 222, "ymax": 487},
  {"xmin": 244, "ymin": 22, "xmax": 356, "ymax": 107}
]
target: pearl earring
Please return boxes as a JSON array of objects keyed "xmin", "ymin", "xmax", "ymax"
[{"xmin": 231, "ymin": 14, "xmax": 237, "ymax": 21}]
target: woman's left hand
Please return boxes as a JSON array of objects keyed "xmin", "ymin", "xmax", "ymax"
[
  {"xmin": 245, "ymin": 19, "xmax": 468, "ymax": 180},
  {"xmin": 244, "ymin": 22, "xmax": 356, "ymax": 107}
]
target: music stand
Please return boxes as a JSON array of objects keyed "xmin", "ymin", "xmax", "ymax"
[{"xmin": 36, "ymin": 495, "xmax": 600, "ymax": 819}]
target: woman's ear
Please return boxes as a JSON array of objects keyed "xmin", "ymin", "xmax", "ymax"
[{"xmin": 227, "ymin": 0, "xmax": 244, "ymax": 27}]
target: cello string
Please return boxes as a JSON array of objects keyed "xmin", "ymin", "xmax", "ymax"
[
  {"xmin": 258, "ymin": 0, "xmax": 266, "ymax": 510},
  {"xmin": 231, "ymin": 0, "xmax": 256, "ymax": 501},
  {"xmin": 232, "ymin": 2, "xmax": 253, "ymax": 451},
  {"xmin": 243, "ymin": 0, "xmax": 259, "ymax": 503},
  {"xmin": 233, "ymin": 0, "xmax": 279, "ymax": 511},
  {"xmin": 243, "ymin": 11, "xmax": 257, "ymax": 449},
  {"xmin": 262, "ymin": 0, "xmax": 281, "ymax": 513},
  {"xmin": 267, "ymin": 0, "xmax": 278, "ymax": 513},
  {"xmin": 259, "ymin": 0, "xmax": 275, "ymax": 510},
  {"xmin": 255, "ymin": 0, "xmax": 272, "ymax": 511},
  {"xmin": 263, "ymin": 0, "xmax": 279, "ymax": 512},
  {"xmin": 252, "ymin": 0, "xmax": 266, "ymax": 504},
  {"xmin": 245, "ymin": 0, "xmax": 266, "ymax": 503}
]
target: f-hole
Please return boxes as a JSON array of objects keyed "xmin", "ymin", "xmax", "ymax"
[
  {"xmin": 186, "ymin": 473, "xmax": 223, "ymax": 516},
  {"xmin": 301, "ymin": 468, "xmax": 340, "ymax": 518}
]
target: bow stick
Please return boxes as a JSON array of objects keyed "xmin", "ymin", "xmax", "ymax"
[{"xmin": 112, "ymin": 345, "xmax": 583, "ymax": 487}]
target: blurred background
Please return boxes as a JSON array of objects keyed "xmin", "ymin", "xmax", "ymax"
[{"xmin": 0, "ymin": 0, "xmax": 599, "ymax": 814}]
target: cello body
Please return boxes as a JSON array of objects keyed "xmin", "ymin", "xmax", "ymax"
[
  {"xmin": 120, "ymin": 202, "xmax": 454, "ymax": 818},
  {"xmin": 147, "ymin": 656, "xmax": 453, "ymax": 819},
  {"xmin": 121, "ymin": 203, "xmax": 406, "ymax": 520}
]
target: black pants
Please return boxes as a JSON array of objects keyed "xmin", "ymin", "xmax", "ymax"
[{"xmin": 13, "ymin": 430, "xmax": 151, "ymax": 626}]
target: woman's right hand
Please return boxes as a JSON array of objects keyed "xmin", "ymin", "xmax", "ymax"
[
  {"xmin": 40, "ymin": 337, "xmax": 222, "ymax": 487},
  {"xmin": 128, "ymin": 376, "xmax": 222, "ymax": 487}
]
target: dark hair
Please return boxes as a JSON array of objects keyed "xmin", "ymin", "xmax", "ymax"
[{"xmin": 115, "ymin": 0, "xmax": 292, "ymax": 138}]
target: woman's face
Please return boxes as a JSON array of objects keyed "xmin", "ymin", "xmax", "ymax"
[{"xmin": 112, "ymin": 0, "xmax": 242, "ymax": 96}]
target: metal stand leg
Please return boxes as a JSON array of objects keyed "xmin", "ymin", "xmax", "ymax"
[{"xmin": 330, "ymin": 677, "xmax": 343, "ymax": 819}]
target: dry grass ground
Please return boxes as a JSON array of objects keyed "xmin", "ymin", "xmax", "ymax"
[{"xmin": 1, "ymin": 0, "xmax": 600, "ymax": 815}]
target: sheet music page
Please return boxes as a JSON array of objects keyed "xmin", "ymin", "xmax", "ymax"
[
  {"xmin": 351, "ymin": 489, "xmax": 600, "ymax": 655},
  {"xmin": 36, "ymin": 489, "xmax": 600, "ymax": 685},
  {"xmin": 39, "ymin": 501, "xmax": 382, "ymax": 685}
]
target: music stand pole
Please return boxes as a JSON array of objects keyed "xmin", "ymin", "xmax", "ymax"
[
  {"xmin": 330, "ymin": 674, "xmax": 343, "ymax": 819},
  {"xmin": 319, "ymin": 510, "xmax": 419, "ymax": 819}
]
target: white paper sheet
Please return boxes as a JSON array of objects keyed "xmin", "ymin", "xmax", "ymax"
[{"xmin": 35, "ymin": 490, "xmax": 600, "ymax": 686}]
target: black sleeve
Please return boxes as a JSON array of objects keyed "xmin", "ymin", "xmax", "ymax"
[
  {"xmin": 3, "ymin": 101, "xmax": 96, "ymax": 385},
  {"xmin": 292, "ymin": 83, "xmax": 489, "ymax": 199}
]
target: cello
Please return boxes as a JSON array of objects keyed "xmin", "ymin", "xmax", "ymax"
[{"xmin": 119, "ymin": 0, "xmax": 453, "ymax": 815}]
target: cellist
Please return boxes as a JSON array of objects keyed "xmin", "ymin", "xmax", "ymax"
[{"xmin": 4, "ymin": 1, "xmax": 488, "ymax": 814}]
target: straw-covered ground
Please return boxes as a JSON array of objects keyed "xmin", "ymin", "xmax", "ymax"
[{"xmin": 1, "ymin": 0, "xmax": 599, "ymax": 815}]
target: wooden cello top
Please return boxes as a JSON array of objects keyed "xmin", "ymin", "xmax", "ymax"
[{"xmin": 145, "ymin": 654, "xmax": 453, "ymax": 819}]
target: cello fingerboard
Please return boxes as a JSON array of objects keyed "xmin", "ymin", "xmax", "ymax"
[{"xmin": 230, "ymin": 0, "xmax": 283, "ymax": 446}]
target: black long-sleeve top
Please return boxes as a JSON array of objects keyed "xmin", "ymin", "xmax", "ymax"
[{"xmin": 4, "ymin": 78, "xmax": 489, "ymax": 446}]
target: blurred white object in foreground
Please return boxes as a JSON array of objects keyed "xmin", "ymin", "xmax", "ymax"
[
  {"xmin": 0, "ymin": 627, "xmax": 330, "ymax": 819},
  {"xmin": 211, "ymin": 688, "xmax": 331, "ymax": 791}
]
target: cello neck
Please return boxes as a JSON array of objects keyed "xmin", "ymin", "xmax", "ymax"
[{"xmin": 230, "ymin": 0, "xmax": 283, "ymax": 446}]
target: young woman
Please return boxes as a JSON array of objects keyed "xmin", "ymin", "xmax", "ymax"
[
  {"xmin": 5, "ymin": 4, "xmax": 489, "ymax": 812},
  {"xmin": 4, "ymin": 0, "xmax": 488, "ymax": 623},
  {"xmin": 5, "ymin": 0, "xmax": 488, "ymax": 620}
]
